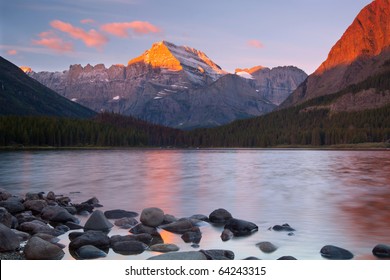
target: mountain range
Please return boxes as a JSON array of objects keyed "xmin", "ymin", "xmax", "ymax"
[{"xmin": 27, "ymin": 41, "xmax": 307, "ymax": 129}]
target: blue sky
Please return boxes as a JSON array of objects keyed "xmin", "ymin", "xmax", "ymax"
[{"xmin": 0, "ymin": 0, "xmax": 372, "ymax": 74}]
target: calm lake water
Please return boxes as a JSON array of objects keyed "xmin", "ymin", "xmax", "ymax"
[{"xmin": 1, "ymin": 149, "xmax": 390, "ymax": 260}]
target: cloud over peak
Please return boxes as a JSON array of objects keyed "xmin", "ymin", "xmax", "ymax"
[
  {"xmin": 101, "ymin": 21, "xmax": 161, "ymax": 37},
  {"xmin": 247, "ymin": 39, "xmax": 264, "ymax": 49},
  {"xmin": 50, "ymin": 20, "xmax": 108, "ymax": 48},
  {"xmin": 32, "ymin": 31, "xmax": 74, "ymax": 53}
]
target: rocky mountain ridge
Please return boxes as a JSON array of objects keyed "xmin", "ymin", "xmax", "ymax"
[{"xmin": 28, "ymin": 41, "xmax": 307, "ymax": 128}]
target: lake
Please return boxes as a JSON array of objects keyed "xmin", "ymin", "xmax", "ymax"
[{"xmin": 1, "ymin": 149, "xmax": 389, "ymax": 260}]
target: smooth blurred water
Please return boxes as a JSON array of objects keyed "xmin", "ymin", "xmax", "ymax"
[{"xmin": 1, "ymin": 149, "xmax": 389, "ymax": 260}]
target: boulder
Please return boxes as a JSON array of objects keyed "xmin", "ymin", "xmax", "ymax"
[
  {"xmin": 76, "ymin": 245, "xmax": 107, "ymax": 260},
  {"xmin": 114, "ymin": 217, "xmax": 139, "ymax": 229},
  {"xmin": 162, "ymin": 214, "xmax": 177, "ymax": 225},
  {"xmin": 209, "ymin": 208, "xmax": 232, "ymax": 224},
  {"xmin": 11, "ymin": 229, "xmax": 30, "ymax": 242},
  {"xmin": 0, "ymin": 188, "xmax": 12, "ymax": 201},
  {"xmin": 0, "ymin": 207, "xmax": 13, "ymax": 228},
  {"xmin": 221, "ymin": 229, "xmax": 233, "ymax": 242},
  {"xmin": 181, "ymin": 227, "xmax": 202, "ymax": 244},
  {"xmin": 372, "ymin": 244, "xmax": 390, "ymax": 258},
  {"xmin": 148, "ymin": 251, "xmax": 207, "ymax": 260},
  {"xmin": 24, "ymin": 236, "xmax": 64, "ymax": 260},
  {"xmin": 15, "ymin": 211, "xmax": 36, "ymax": 224},
  {"xmin": 25, "ymin": 192, "xmax": 44, "ymax": 201},
  {"xmin": 111, "ymin": 241, "xmax": 147, "ymax": 255},
  {"xmin": 256, "ymin": 242, "xmax": 278, "ymax": 253},
  {"xmin": 129, "ymin": 223, "xmax": 158, "ymax": 235},
  {"xmin": 23, "ymin": 199, "xmax": 48, "ymax": 213},
  {"xmin": 69, "ymin": 231, "xmax": 110, "ymax": 250},
  {"xmin": 140, "ymin": 207, "xmax": 164, "ymax": 227},
  {"xmin": 82, "ymin": 197, "xmax": 102, "ymax": 207},
  {"xmin": 224, "ymin": 218, "xmax": 258, "ymax": 237},
  {"xmin": 149, "ymin": 243, "xmax": 180, "ymax": 253},
  {"xmin": 200, "ymin": 249, "xmax": 235, "ymax": 260},
  {"xmin": 160, "ymin": 219, "xmax": 194, "ymax": 234},
  {"xmin": 0, "ymin": 223, "xmax": 20, "ymax": 252},
  {"xmin": 18, "ymin": 220, "xmax": 63, "ymax": 236},
  {"xmin": 104, "ymin": 209, "xmax": 138, "ymax": 219},
  {"xmin": 110, "ymin": 233, "xmax": 153, "ymax": 246},
  {"xmin": 46, "ymin": 191, "xmax": 56, "ymax": 201},
  {"xmin": 0, "ymin": 199, "xmax": 25, "ymax": 214},
  {"xmin": 84, "ymin": 210, "xmax": 113, "ymax": 232},
  {"xmin": 277, "ymin": 256, "xmax": 297, "ymax": 260},
  {"xmin": 272, "ymin": 223, "xmax": 296, "ymax": 232},
  {"xmin": 320, "ymin": 245, "xmax": 354, "ymax": 260},
  {"xmin": 41, "ymin": 205, "xmax": 78, "ymax": 223}
]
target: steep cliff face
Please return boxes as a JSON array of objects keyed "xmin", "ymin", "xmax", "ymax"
[
  {"xmin": 29, "ymin": 41, "xmax": 303, "ymax": 128},
  {"xmin": 282, "ymin": 0, "xmax": 390, "ymax": 108}
]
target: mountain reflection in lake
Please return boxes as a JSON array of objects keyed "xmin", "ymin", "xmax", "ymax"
[{"xmin": 0, "ymin": 149, "xmax": 389, "ymax": 260}]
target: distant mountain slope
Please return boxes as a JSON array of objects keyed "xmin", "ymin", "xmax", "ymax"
[
  {"xmin": 28, "ymin": 41, "xmax": 305, "ymax": 129},
  {"xmin": 281, "ymin": 0, "xmax": 390, "ymax": 109},
  {"xmin": 235, "ymin": 66, "xmax": 307, "ymax": 105},
  {"xmin": 0, "ymin": 56, "xmax": 95, "ymax": 118}
]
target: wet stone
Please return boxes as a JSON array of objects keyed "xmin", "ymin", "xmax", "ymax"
[
  {"xmin": 104, "ymin": 209, "xmax": 138, "ymax": 219},
  {"xmin": 320, "ymin": 245, "xmax": 354, "ymax": 260},
  {"xmin": 149, "ymin": 243, "xmax": 180, "ymax": 253},
  {"xmin": 114, "ymin": 217, "xmax": 138, "ymax": 229},
  {"xmin": 372, "ymin": 244, "xmax": 390, "ymax": 259},
  {"xmin": 209, "ymin": 208, "xmax": 232, "ymax": 224},
  {"xmin": 256, "ymin": 242, "xmax": 278, "ymax": 253}
]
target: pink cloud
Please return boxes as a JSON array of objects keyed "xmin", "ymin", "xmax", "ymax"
[
  {"xmin": 32, "ymin": 31, "xmax": 74, "ymax": 53},
  {"xmin": 50, "ymin": 20, "xmax": 108, "ymax": 48},
  {"xmin": 101, "ymin": 21, "xmax": 161, "ymax": 38},
  {"xmin": 80, "ymin": 19, "xmax": 95, "ymax": 24},
  {"xmin": 247, "ymin": 39, "xmax": 264, "ymax": 49},
  {"xmin": 7, "ymin": 49, "xmax": 18, "ymax": 55}
]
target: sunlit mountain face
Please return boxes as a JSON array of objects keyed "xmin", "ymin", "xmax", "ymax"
[{"xmin": 282, "ymin": 0, "xmax": 390, "ymax": 109}]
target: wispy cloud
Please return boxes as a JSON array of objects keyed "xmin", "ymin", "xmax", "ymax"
[
  {"xmin": 80, "ymin": 18, "xmax": 96, "ymax": 24},
  {"xmin": 32, "ymin": 31, "xmax": 74, "ymax": 53},
  {"xmin": 7, "ymin": 49, "xmax": 18, "ymax": 55},
  {"xmin": 50, "ymin": 20, "xmax": 108, "ymax": 49},
  {"xmin": 101, "ymin": 21, "xmax": 161, "ymax": 38},
  {"xmin": 247, "ymin": 39, "xmax": 264, "ymax": 49}
]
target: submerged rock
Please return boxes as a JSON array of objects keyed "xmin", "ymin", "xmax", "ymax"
[
  {"xmin": 221, "ymin": 228, "xmax": 233, "ymax": 242},
  {"xmin": 372, "ymin": 244, "xmax": 390, "ymax": 259},
  {"xmin": 149, "ymin": 243, "xmax": 180, "ymax": 253},
  {"xmin": 320, "ymin": 245, "xmax": 354, "ymax": 260},
  {"xmin": 160, "ymin": 219, "xmax": 194, "ymax": 234},
  {"xmin": 181, "ymin": 227, "xmax": 202, "ymax": 244},
  {"xmin": 272, "ymin": 223, "xmax": 295, "ymax": 232},
  {"xmin": 110, "ymin": 233, "xmax": 153, "ymax": 247},
  {"xmin": 148, "ymin": 251, "xmax": 207, "ymax": 260},
  {"xmin": 69, "ymin": 231, "xmax": 110, "ymax": 250},
  {"xmin": 76, "ymin": 245, "xmax": 107, "ymax": 260},
  {"xmin": 256, "ymin": 241, "xmax": 278, "ymax": 253},
  {"xmin": 224, "ymin": 218, "xmax": 258, "ymax": 237},
  {"xmin": 200, "ymin": 249, "xmax": 235, "ymax": 260},
  {"xmin": 129, "ymin": 223, "xmax": 158, "ymax": 235},
  {"xmin": 104, "ymin": 209, "xmax": 138, "ymax": 219},
  {"xmin": 114, "ymin": 217, "xmax": 139, "ymax": 229},
  {"xmin": 111, "ymin": 241, "xmax": 147, "ymax": 255}
]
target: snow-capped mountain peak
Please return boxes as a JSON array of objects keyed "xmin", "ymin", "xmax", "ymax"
[{"xmin": 128, "ymin": 41, "xmax": 226, "ymax": 83}]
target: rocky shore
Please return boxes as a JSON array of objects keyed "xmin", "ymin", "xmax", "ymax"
[{"xmin": 1, "ymin": 188, "xmax": 389, "ymax": 260}]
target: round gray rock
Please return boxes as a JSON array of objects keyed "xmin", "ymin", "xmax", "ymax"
[
  {"xmin": 372, "ymin": 244, "xmax": 390, "ymax": 258},
  {"xmin": 256, "ymin": 241, "xmax": 278, "ymax": 253},
  {"xmin": 209, "ymin": 208, "xmax": 232, "ymax": 224},
  {"xmin": 24, "ymin": 236, "xmax": 65, "ymax": 260},
  {"xmin": 140, "ymin": 207, "xmax": 164, "ymax": 227},
  {"xmin": 320, "ymin": 245, "xmax": 353, "ymax": 260}
]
